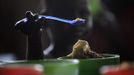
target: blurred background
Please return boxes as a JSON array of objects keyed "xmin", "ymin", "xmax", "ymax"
[{"xmin": 0, "ymin": 0, "xmax": 133, "ymax": 61}]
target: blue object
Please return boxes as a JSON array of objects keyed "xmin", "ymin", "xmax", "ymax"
[{"xmin": 39, "ymin": 15, "xmax": 85, "ymax": 25}]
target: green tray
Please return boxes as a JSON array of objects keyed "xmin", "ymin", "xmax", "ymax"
[{"xmin": 0, "ymin": 54, "xmax": 119, "ymax": 75}]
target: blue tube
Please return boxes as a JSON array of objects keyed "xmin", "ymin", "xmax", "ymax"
[{"xmin": 39, "ymin": 15, "xmax": 85, "ymax": 25}]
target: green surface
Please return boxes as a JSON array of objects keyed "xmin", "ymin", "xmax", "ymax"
[{"xmin": 1, "ymin": 54, "xmax": 120, "ymax": 75}]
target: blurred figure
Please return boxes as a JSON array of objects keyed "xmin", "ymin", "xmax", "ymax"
[
  {"xmin": 88, "ymin": 0, "xmax": 122, "ymax": 54},
  {"xmin": 102, "ymin": 0, "xmax": 134, "ymax": 61}
]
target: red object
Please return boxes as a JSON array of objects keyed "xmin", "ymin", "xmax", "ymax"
[
  {"xmin": 0, "ymin": 65, "xmax": 44, "ymax": 75},
  {"xmin": 103, "ymin": 68, "xmax": 134, "ymax": 75}
]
